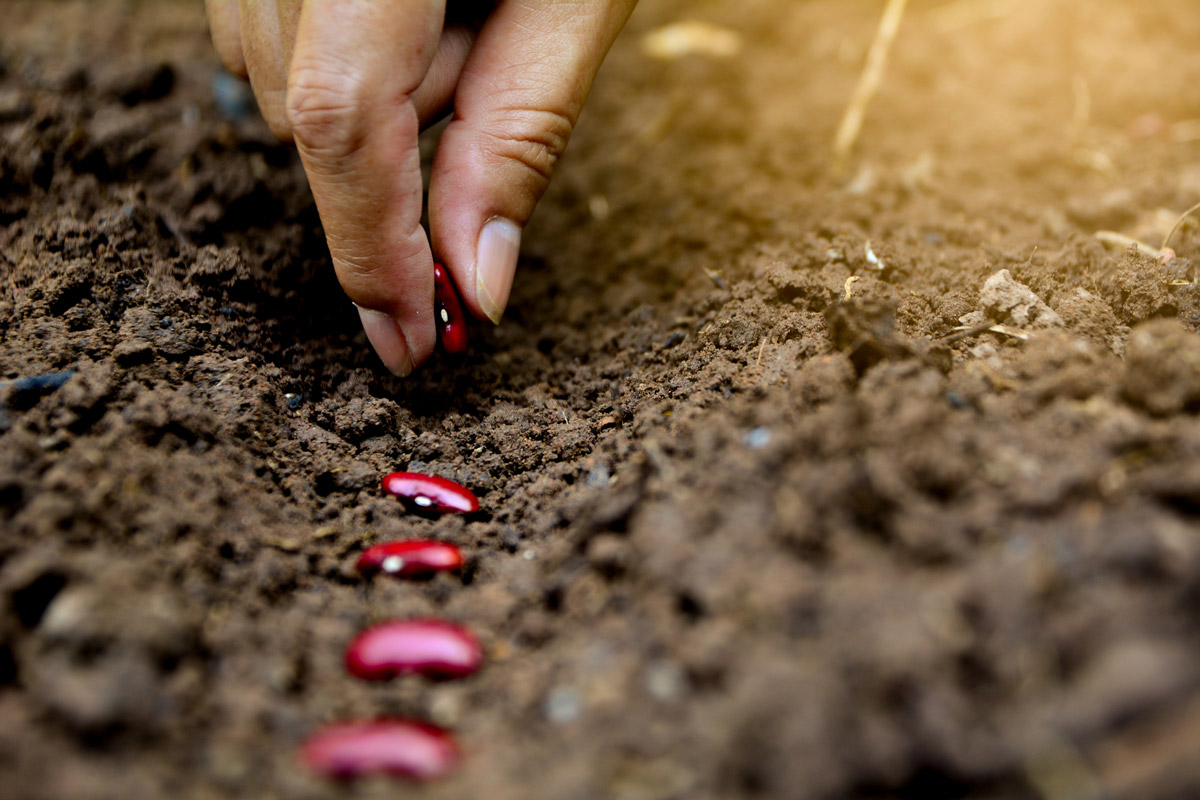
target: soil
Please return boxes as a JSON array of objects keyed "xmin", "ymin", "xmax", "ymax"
[{"xmin": 3, "ymin": 1, "xmax": 1200, "ymax": 798}]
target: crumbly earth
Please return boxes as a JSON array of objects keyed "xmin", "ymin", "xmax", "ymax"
[{"xmin": 3, "ymin": 1, "xmax": 1200, "ymax": 798}]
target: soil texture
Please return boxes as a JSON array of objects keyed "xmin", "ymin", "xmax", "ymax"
[{"xmin": 3, "ymin": 1, "xmax": 1200, "ymax": 798}]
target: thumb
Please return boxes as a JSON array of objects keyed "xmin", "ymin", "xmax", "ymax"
[{"xmin": 428, "ymin": 1, "xmax": 636, "ymax": 324}]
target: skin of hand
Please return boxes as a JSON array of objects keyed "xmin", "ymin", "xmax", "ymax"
[{"xmin": 204, "ymin": 0, "xmax": 637, "ymax": 375}]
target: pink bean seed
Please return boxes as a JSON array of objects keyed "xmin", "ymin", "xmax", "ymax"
[
  {"xmin": 433, "ymin": 263, "xmax": 469, "ymax": 354},
  {"xmin": 382, "ymin": 472, "xmax": 479, "ymax": 515},
  {"xmin": 298, "ymin": 719, "xmax": 459, "ymax": 781},
  {"xmin": 346, "ymin": 619, "xmax": 483, "ymax": 681},
  {"xmin": 356, "ymin": 540, "xmax": 464, "ymax": 578}
]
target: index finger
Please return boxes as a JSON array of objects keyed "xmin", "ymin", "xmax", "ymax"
[{"xmin": 286, "ymin": 0, "xmax": 446, "ymax": 376}]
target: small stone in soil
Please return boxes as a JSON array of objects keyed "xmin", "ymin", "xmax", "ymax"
[
  {"xmin": 298, "ymin": 719, "xmax": 459, "ymax": 781},
  {"xmin": 544, "ymin": 686, "xmax": 583, "ymax": 724},
  {"xmin": 210, "ymin": 69, "xmax": 255, "ymax": 121},
  {"xmin": 586, "ymin": 464, "xmax": 612, "ymax": 487},
  {"xmin": 644, "ymin": 660, "xmax": 687, "ymax": 701},
  {"xmin": 1, "ymin": 370, "xmax": 76, "ymax": 397},
  {"xmin": 743, "ymin": 427, "xmax": 772, "ymax": 449}
]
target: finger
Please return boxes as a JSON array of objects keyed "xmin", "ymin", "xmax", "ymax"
[
  {"xmin": 236, "ymin": 0, "xmax": 471, "ymax": 139},
  {"xmin": 205, "ymin": 0, "xmax": 247, "ymax": 78},
  {"xmin": 412, "ymin": 23, "xmax": 477, "ymax": 127},
  {"xmin": 237, "ymin": 0, "xmax": 304, "ymax": 139},
  {"xmin": 428, "ymin": 0, "xmax": 637, "ymax": 324},
  {"xmin": 287, "ymin": 0, "xmax": 446, "ymax": 375}
]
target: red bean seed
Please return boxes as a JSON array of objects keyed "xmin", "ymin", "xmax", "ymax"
[
  {"xmin": 382, "ymin": 472, "xmax": 479, "ymax": 515},
  {"xmin": 433, "ymin": 263, "xmax": 468, "ymax": 354},
  {"xmin": 297, "ymin": 719, "xmax": 459, "ymax": 781},
  {"xmin": 356, "ymin": 540, "xmax": 464, "ymax": 578},
  {"xmin": 346, "ymin": 619, "xmax": 483, "ymax": 681}
]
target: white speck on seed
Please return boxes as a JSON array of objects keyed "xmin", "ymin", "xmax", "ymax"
[
  {"xmin": 414, "ymin": 496, "xmax": 434, "ymax": 508},
  {"xmin": 440, "ymin": 308, "xmax": 450, "ymax": 323},
  {"xmin": 381, "ymin": 555, "xmax": 404, "ymax": 573}
]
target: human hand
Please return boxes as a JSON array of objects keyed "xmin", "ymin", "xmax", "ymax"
[{"xmin": 205, "ymin": 0, "xmax": 637, "ymax": 375}]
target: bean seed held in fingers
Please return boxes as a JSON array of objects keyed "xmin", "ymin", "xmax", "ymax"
[{"xmin": 433, "ymin": 263, "xmax": 469, "ymax": 354}]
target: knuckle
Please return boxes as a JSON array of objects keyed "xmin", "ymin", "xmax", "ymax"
[
  {"xmin": 286, "ymin": 60, "xmax": 367, "ymax": 159},
  {"xmin": 480, "ymin": 107, "xmax": 575, "ymax": 185}
]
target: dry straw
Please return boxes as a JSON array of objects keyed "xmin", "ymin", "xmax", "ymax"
[{"xmin": 833, "ymin": 0, "xmax": 910, "ymax": 170}]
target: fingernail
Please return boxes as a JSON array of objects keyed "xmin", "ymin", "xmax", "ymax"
[
  {"xmin": 475, "ymin": 218, "xmax": 521, "ymax": 324},
  {"xmin": 356, "ymin": 306, "xmax": 413, "ymax": 377}
]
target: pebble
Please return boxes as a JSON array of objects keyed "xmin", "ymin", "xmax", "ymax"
[
  {"xmin": 643, "ymin": 660, "xmax": 687, "ymax": 701},
  {"xmin": 0, "ymin": 87, "xmax": 31, "ymax": 122},
  {"xmin": 586, "ymin": 464, "xmax": 612, "ymax": 487},
  {"xmin": 210, "ymin": 69, "xmax": 255, "ymax": 122},
  {"xmin": 743, "ymin": 426, "xmax": 772, "ymax": 450},
  {"xmin": 543, "ymin": 686, "xmax": 583, "ymax": 724}
]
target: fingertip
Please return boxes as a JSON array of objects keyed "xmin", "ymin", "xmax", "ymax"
[
  {"xmin": 474, "ymin": 218, "xmax": 521, "ymax": 324},
  {"xmin": 205, "ymin": 0, "xmax": 248, "ymax": 78},
  {"xmin": 427, "ymin": 0, "xmax": 636, "ymax": 327},
  {"xmin": 237, "ymin": 0, "xmax": 300, "ymax": 140},
  {"xmin": 356, "ymin": 305, "xmax": 414, "ymax": 377}
]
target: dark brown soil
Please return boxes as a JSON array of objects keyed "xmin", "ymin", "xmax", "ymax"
[{"xmin": 4, "ymin": 1, "xmax": 1200, "ymax": 798}]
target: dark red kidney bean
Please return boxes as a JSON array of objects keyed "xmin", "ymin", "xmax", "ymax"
[
  {"xmin": 346, "ymin": 619, "xmax": 483, "ymax": 681},
  {"xmin": 297, "ymin": 719, "xmax": 459, "ymax": 781},
  {"xmin": 433, "ymin": 263, "xmax": 468, "ymax": 354},
  {"xmin": 382, "ymin": 472, "xmax": 479, "ymax": 515},
  {"xmin": 356, "ymin": 540, "xmax": 463, "ymax": 578}
]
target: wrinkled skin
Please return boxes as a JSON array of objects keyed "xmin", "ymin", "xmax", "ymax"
[{"xmin": 205, "ymin": 0, "xmax": 637, "ymax": 374}]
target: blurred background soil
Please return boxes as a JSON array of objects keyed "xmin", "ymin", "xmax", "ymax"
[{"xmin": 3, "ymin": 1, "xmax": 1200, "ymax": 798}]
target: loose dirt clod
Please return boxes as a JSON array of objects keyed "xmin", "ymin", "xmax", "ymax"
[
  {"xmin": 1120, "ymin": 319, "xmax": 1200, "ymax": 415},
  {"xmin": 959, "ymin": 269, "xmax": 1062, "ymax": 329},
  {"xmin": 640, "ymin": 20, "xmax": 742, "ymax": 61}
]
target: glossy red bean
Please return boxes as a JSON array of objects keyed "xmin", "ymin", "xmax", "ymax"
[
  {"xmin": 298, "ymin": 719, "xmax": 459, "ymax": 781},
  {"xmin": 382, "ymin": 472, "xmax": 479, "ymax": 515},
  {"xmin": 433, "ymin": 263, "xmax": 468, "ymax": 354},
  {"xmin": 356, "ymin": 540, "xmax": 463, "ymax": 578},
  {"xmin": 346, "ymin": 619, "xmax": 483, "ymax": 681}
]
